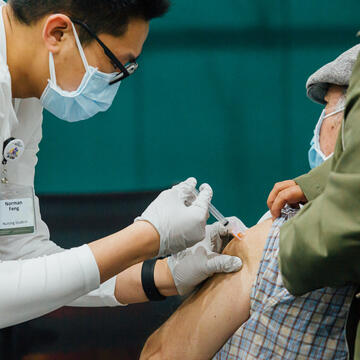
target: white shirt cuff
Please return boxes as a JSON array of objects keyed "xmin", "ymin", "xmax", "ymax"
[
  {"xmin": 99, "ymin": 276, "xmax": 127, "ymax": 307},
  {"xmin": 72, "ymin": 244, "xmax": 101, "ymax": 293}
]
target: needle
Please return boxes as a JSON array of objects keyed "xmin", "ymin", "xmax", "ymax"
[{"xmin": 192, "ymin": 188, "xmax": 242, "ymax": 240}]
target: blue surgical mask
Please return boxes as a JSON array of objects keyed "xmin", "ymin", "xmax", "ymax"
[
  {"xmin": 308, "ymin": 107, "xmax": 344, "ymax": 169},
  {"xmin": 40, "ymin": 23, "xmax": 121, "ymax": 122}
]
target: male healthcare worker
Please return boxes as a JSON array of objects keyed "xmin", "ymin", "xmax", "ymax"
[
  {"xmin": 0, "ymin": 0, "xmax": 242, "ymax": 328},
  {"xmin": 268, "ymin": 45, "xmax": 360, "ymax": 359}
]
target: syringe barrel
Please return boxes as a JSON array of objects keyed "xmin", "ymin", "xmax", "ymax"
[{"xmin": 192, "ymin": 188, "xmax": 228, "ymax": 225}]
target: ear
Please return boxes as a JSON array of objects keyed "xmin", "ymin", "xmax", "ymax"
[{"xmin": 42, "ymin": 14, "xmax": 73, "ymax": 55}]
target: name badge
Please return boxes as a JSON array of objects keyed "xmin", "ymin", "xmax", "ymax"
[{"xmin": 0, "ymin": 184, "xmax": 36, "ymax": 236}]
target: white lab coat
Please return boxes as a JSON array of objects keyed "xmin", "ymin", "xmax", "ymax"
[{"xmin": 0, "ymin": 2, "xmax": 122, "ymax": 329}]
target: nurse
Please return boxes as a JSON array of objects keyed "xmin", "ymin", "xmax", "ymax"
[{"xmin": 0, "ymin": 0, "xmax": 242, "ymax": 328}]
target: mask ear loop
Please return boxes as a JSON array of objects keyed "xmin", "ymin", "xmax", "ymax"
[
  {"xmin": 316, "ymin": 106, "xmax": 345, "ymax": 159},
  {"xmin": 71, "ymin": 22, "xmax": 89, "ymax": 70},
  {"xmin": 323, "ymin": 106, "xmax": 345, "ymax": 120},
  {"xmin": 47, "ymin": 22, "xmax": 89, "ymax": 86},
  {"xmin": 48, "ymin": 52, "xmax": 57, "ymax": 84},
  {"xmin": 313, "ymin": 109, "xmax": 326, "ymax": 139}
]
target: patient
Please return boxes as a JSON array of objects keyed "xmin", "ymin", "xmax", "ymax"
[
  {"xmin": 141, "ymin": 210, "xmax": 353, "ymax": 359},
  {"xmin": 140, "ymin": 46, "xmax": 360, "ymax": 359}
]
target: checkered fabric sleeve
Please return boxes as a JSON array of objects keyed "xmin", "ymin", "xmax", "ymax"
[{"xmin": 214, "ymin": 208, "xmax": 355, "ymax": 360}]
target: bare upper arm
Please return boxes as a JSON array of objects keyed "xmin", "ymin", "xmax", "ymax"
[{"xmin": 140, "ymin": 220, "xmax": 273, "ymax": 360}]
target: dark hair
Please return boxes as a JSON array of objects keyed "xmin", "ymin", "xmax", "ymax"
[{"xmin": 9, "ymin": 0, "xmax": 170, "ymax": 43}]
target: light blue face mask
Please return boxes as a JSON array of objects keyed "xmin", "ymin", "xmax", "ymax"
[
  {"xmin": 40, "ymin": 23, "xmax": 121, "ymax": 122},
  {"xmin": 308, "ymin": 107, "xmax": 344, "ymax": 169}
]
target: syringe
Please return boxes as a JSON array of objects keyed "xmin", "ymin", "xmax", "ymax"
[{"xmin": 192, "ymin": 188, "xmax": 243, "ymax": 240}]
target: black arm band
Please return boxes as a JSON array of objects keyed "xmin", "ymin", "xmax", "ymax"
[{"xmin": 141, "ymin": 258, "xmax": 166, "ymax": 302}]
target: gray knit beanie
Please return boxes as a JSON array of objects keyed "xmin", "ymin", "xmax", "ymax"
[{"xmin": 306, "ymin": 44, "xmax": 360, "ymax": 104}]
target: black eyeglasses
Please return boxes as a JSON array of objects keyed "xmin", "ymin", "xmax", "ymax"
[{"xmin": 71, "ymin": 18, "xmax": 138, "ymax": 85}]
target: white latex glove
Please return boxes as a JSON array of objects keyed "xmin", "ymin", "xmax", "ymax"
[
  {"xmin": 167, "ymin": 238, "xmax": 243, "ymax": 296},
  {"xmin": 198, "ymin": 217, "xmax": 248, "ymax": 253},
  {"xmin": 202, "ymin": 221, "xmax": 229, "ymax": 253},
  {"xmin": 182, "ymin": 189, "xmax": 248, "ymax": 250},
  {"xmin": 168, "ymin": 219, "xmax": 245, "ymax": 296},
  {"xmin": 135, "ymin": 177, "xmax": 212, "ymax": 257}
]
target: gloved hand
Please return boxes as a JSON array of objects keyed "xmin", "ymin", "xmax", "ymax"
[
  {"xmin": 202, "ymin": 221, "xmax": 230, "ymax": 253},
  {"xmin": 167, "ymin": 233, "xmax": 243, "ymax": 296},
  {"xmin": 135, "ymin": 177, "xmax": 212, "ymax": 257},
  {"xmin": 200, "ymin": 218, "xmax": 237, "ymax": 252},
  {"xmin": 168, "ymin": 220, "xmax": 244, "ymax": 296},
  {"xmin": 200, "ymin": 217, "xmax": 248, "ymax": 253},
  {"xmin": 182, "ymin": 189, "xmax": 248, "ymax": 251}
]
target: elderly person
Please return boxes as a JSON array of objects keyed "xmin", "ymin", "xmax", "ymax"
[
  {"xmin": 140, "ymin": 45, "xmax": 359, "ymax": 360},
  {"xmin": 267, "ymin": 42, "xmax": 360, "ymax": 360}
]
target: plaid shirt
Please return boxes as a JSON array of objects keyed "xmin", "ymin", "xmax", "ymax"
[{"xmin": 214, "ymin": 210, "xmax": 355, "ymax": 360}]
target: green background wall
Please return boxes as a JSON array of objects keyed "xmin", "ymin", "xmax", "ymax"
[{"xmin": 35, "ymin": 0, "xmax": 360, "ymax": 225}]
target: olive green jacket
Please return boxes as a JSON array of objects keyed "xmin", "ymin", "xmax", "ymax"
[{"xmin": 279, "ymin": 54, "xmax": 360, "ymax": 359}]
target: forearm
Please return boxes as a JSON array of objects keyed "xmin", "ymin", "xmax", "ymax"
[
  {"xmin": 115, "ymin": 258, "xmax": 178, "ymax": 304},
  {"xmin": 9, "ymin": 219, "xmax": 166, "ymax": 307},
  {"xmin": 89, "ymin": 221, "xmax": 159, "ymax": 283},
  {"xmin": 12, "ymin": 217, "xmax": 161, "ymax": 306}
]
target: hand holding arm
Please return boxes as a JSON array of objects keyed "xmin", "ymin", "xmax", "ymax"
[
  {"xmin": 267, "ymin": 180, "xmax": 307, "ymax": 219},
  {"xmin": 168, "ymin": 220, "xmax": 243, "ymax": 296}
]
